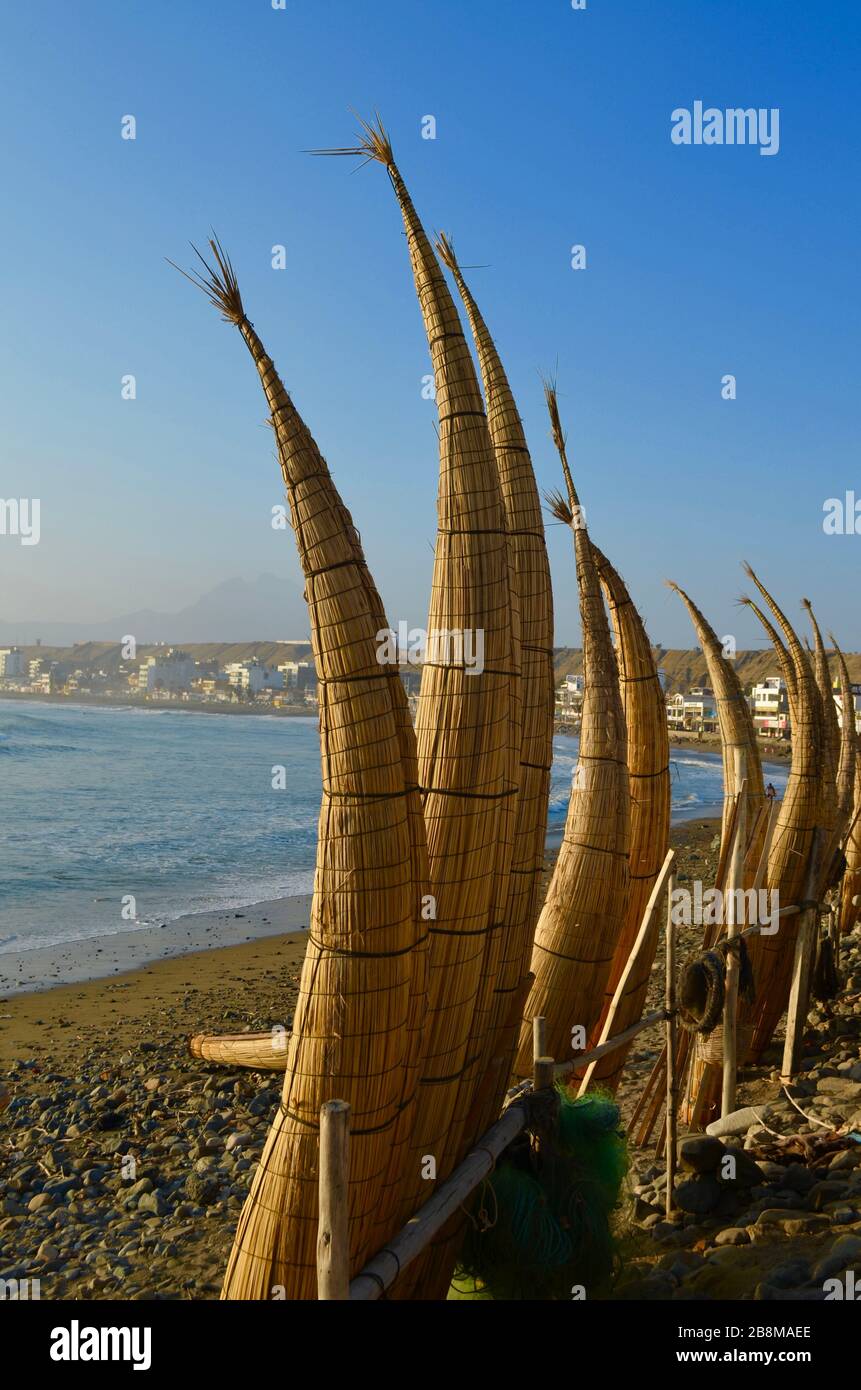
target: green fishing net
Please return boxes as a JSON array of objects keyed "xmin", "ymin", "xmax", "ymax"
[{"xmin": 452, "ymin": 1088, "xmax": 628, "ymax": 1300}]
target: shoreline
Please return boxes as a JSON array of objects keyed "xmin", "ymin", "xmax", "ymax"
[
  {"xmin": 0, "ymin": 893, "xmax": 313, "ymax": 1000},
  {"xmin": 4, "ymin": 692, "xmax": 793, "ymax": 757},
  {"xmin": 0, "ymin": 818, "xmax": 720, "ymax": 1053},
  {"xmin": 0, "ymin": 691, "xmax": 316, "ymax": 718},
  {"xmin": 2, "ymin": 807, "xmax": 723, "ymax": 999},
  {"xmin": 555, "ymin": 720, "xmax": 793, "ymax": 765}
]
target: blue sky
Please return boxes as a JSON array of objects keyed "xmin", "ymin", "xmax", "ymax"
[{"xmin": 1, "ymin": 0, "xmax": 859, "ymax": 647}]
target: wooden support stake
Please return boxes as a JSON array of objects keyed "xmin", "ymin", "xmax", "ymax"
[
  {"xmin": 317, "ymin": 1100, "xmax": 351, "ymax": 1300},
  {"xmin": 721, "ymin": 753, "xmax": 747, "ymax": 1117},
  {"xmin": 781, "ymin": 830, "xmax": 824, "ymax": 1083},
  {"xmin": 752, "ymin": 796, "xmax": 779, "ymax": 892},
  {"xmin": 665, "ymin": 872, "xmax": 677, "ymax": 1216},
  {"xmin": 533, "ymin": 1015, "xmax": 547, "ymax": 1066},
  {"xmin": 534, "ymin": 1055, "xmax": 555, "ymax": 1092},
  {"xmin": 578, "ymin": 848, "xmax": 676, "ymax": 1097}
]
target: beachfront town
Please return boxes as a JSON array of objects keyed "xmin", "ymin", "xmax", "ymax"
[
  {"xmin": 0, "ymin": 643, "xmax": 320, "ymax": 710},
  {"xmin": 2, "ymin": 640, "xmax": 860, "ymax": 741},
  {"xmin": 556, "ymin": 669, "xmax": 861, "ymax": 740},
  {"xmin": 0, "ymin": 641, "xmax": 428, "ymax": 714}
]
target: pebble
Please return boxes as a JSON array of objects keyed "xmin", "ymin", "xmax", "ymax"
[{"xmin": 712, "ymin": 1226, "xmax": 749, "ymax": 1246}]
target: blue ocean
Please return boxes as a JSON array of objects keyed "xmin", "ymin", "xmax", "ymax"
[{"xmin": 0, "ymin": 700, "xmax": 787, "ymax": 953}]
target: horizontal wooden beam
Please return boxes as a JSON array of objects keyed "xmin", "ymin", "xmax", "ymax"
[
  {"xmin": 349, "ymin": 1099, "xmax": 530, "ymax": 1301},
  {"xmin": 347, "ymin": 994, "xmax": 694, "ymax": 1300},
  {"xmin": 554, "ymin": 1009, "xmax": 667, "ymax": 1079}
]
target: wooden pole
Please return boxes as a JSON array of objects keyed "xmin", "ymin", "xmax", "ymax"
[
  {"xmin": 534, "ymin": 1056, "xmax": 555, "ymax": 1092},
  {"xmin": 577, "ymin": 848, "xmax": 675, "ymax": 1096},
  {"xmin": 781, "ymin": 830, "xmax": 824, "ymax": 1082},
  {"xmin": 665, "ymin": 871, "xmax": 677, "ymax": 1217},
  {"xmin": 532, "ymin": 1012, "xmax": 554, "ymax": 1092},
  {"xmin": 721, "ymin": 752, "xmax": 747, "ymax": 1117},
  {"xmin": 316, "ymin": 1100, "xmax": 351, "ymax": 1300},
  {"xmin": 752, "ymin": 796, "xmax": 779, "ymax": 892}
]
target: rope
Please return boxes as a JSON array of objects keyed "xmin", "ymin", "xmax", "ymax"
[{"xmin": 678, "ymin": 938, "xmax": 756, "ymax": 1034}]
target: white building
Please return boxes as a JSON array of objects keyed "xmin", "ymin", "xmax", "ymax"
[
  {"xmin": 750, "ymin": 676, "xmax": 790, "ymax": 738},
  {"xmin": 555, "ymin": 673, "xmax": 584, "ymax": 721},
  {"xmin": 225, "ymin": 660, "xmax": 284, "ymax": 695},
  {"xmin": 834, "ymin": 682, "xmax": 861, "ymax": 737},
  {"xmin": 0, "ymin": 647, "xmax": 25, "ymax": 678},
  {"xmin": 277, "ymin": 659, "xmax": 318, "ymax": 695},
  {"xmin": 138, "ymin": 649, "xmax": 197, "ymax": 693},
  {"xmin": 666, "ymin": 687, "xmax": 718, "ymax": 732},
  {"xmin": 666, "ymin": 692, "xmax": 685, "ymax": 730}
]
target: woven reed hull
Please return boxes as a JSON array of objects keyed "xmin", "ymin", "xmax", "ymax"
[
  {"xmin": 834, "ymin": 646, "xmax": 856, "ymax": 831},
  {"xmin": 356, "ymin": 147, "xmax": 516, "ymax": 1214},
  {"xmin": 435, "ymin": 238, "xmax": 554, "ymax": 1153},
  {"xmin": 806, "ymin": 604, "xmax": 840, "ymax": 815},
  {"xmin": 804, "ymin": 606, "xmax": 841, "ymax": 869},
  {"xmin": 404, "ymin": 659, "xmax": 510, "ymax": 1153},
  {"xmin": 841, "ymin": 754, "xmax": 861, "ymax": 934},
  {"xmin": 188, "ymin": 1033, "xmax": 288, "ymax": 1071},
  {"xmin": 170, "ymin": 258, "xmax": 432, "ymax": 1299},
  {"xmin": 411, "ymin": 244, "xmax": 554, "ymax": 1298},
  {"xmin": 470, "ymin": 383, "xmax": 554, "ymax": 1134},
  {"xmin": 669, "ymin": 583, "xmax": 765, "ymax": 877},
  {"xmin": 445, "ymin": 534, "xmax": 521, "ymax": 1159},
  {"xmin": 740, "ymin": 577, "xmax": 821, "ymax": 1059},
  {"xmin": 518, "ymin": 817, "xmax": 629, "ymax": 1070},
  {"xmin": 222, "ymin": 679, "xmax": 421, "ymax": 1299},
  {"xmin": 587, "ymin": 545, "xmax": 670, "ymax": 1090},
  {"xmin": 744, "ymin": 775, "xmax": 819, "ymax": 1058},
  {"xmin": 514, "ymin": 393, "xmax": 629, "ymax": 1077}
]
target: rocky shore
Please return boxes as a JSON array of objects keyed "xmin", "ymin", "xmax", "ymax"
[
  {"xmin": 1, "ymin": 818, "xmax": 859, "ymax": 1301},
  {"xmin": 617, "ymin": 923, "xmax": 861, "ymax": 1301}
]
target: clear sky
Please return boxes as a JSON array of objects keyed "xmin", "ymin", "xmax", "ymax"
[{"xmin": 1, "ymin": 0, "xmax": 859, "ymax": 648}]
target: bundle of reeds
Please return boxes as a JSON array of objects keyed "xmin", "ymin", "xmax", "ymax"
[
  {"xmin": 188, "ymin": 1032, "xmax": 288, "ymax": 1071},
  {"xmin": 840, "ymin": 767, "xmax": 861, "ymax": 939},
  {"xmin": 740, "ymin": 595, "xmax": 798, "ymax": 727},
  {"xmin": 841, "ymin": 752, "xmax": 861, "ymax": 936},
  {"xmin": 435, "ymin": 232, "xmax": 555, "ymax": 1133},
  {"xmin": 831, "ymin": 637, "xmax": 857, "ymax": 830},
  {"xmin": 320, "ymin": 120, "xmax": 516, "ymax": 1229},
  {"xmin": 740, "ymin": 565, "xmax": 823, "ymax": 1058},
  {"xmin": 175, "ymin": 240, "xmax": 430, "ymax": 1300},
  {"xmin": 832, "ymin": 637, "xmax": 861, "ymax": 934},
  {"xmin": 514, "ymin": 388, "xmax": 630, "ymax": 1076},
  {"xmin": 586, "ymin": 543, "xmax": 670, "ymax": 1090},
  {"xmin": 802, "ymin": 599, "xmax": 844, "ymax": 866},
  {"xmin": 667, "ymin": 581, "xmax": 765, "ymax": 874}
]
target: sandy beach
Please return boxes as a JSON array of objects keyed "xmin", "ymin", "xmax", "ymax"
[
  {"xmin": 0, "ymin": 894, "xmax": 313, "ymax": 1000},
  {"xmin": 3, "ymin": 817, "xmax": 860, "ymax": 1303},
  {"xmin": 0, "ymin": 821, "xmax": 722, "ymax": 1065}
]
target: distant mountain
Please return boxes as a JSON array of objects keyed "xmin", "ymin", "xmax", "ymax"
[{"xmin": 0, "ymin": 574, "xmax": 310, "ymax": 645}]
